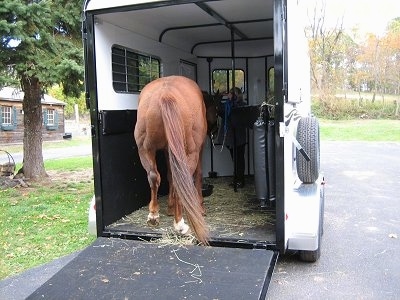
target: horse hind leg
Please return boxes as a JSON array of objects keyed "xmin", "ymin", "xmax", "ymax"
[
  {"xmin": 189, "ymin": 149, "xmax": 206, "ymax": 215},
  {"xmin": 168, "ymin": 172, "xmax": 190, "ymax": 234},
  {"xmin": 172, "ymin": 150, "xmax": 202, "ymax": 236},
  {"xmin": 165, "ymin": 152, "xmax": 175, "ymax": 216},
  {"xmin": 194, "ymin": 161, "xmax": 206, "ymax": 216},
  {"xmin": 172, "ymin": 195, "xmax": 191, "ymax": 235},
  {"xmin": 147, "ymin": 169, "xmax": 161, "ymax": 226}
]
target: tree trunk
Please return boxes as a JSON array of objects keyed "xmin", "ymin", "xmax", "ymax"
[{"xmin": 21, "ymin": 75, "xmax": 48, "ymax": 180}]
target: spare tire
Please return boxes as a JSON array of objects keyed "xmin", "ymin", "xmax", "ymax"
[{"xmin": 296, "ymin": 116, "xmax": 320, "ymax": 183}]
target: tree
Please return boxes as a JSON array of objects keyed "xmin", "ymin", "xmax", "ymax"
[
  {"xmin": 384, "ymin": 18, "xmax": 400, "ymax": 95},
  {"xmin": 0, "ymin": 0, "xmax": 84, "ymax": 180},
  {"xmin": 306, "ymin": 0, "xmax": 344, "ymax": 100},
  {"xmin": 48, "ymin": 85, "xmax": 87, "ymax": 119}
]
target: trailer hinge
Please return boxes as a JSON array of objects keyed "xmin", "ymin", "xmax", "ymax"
[
  {"xmin": 282, "ymin": 4, "xmax": 287, "ymax": 21},
  {"xmin": 81, "ymin": 21, "xmax": 87, "ymax": 40},
  {"xmin": 279, "ymin": 122, "xmax": 287, "ymax": 137},
  {"xmin": 85, "ymin": 91, "xmax": 90, "ymax": 109},
  {"xmin": 253, "ymin": 242, "xmax": 270, "ymax": 249},
  {"xmin": 283, "ymin": 82, "xmax": 288, "ymax": 102}
]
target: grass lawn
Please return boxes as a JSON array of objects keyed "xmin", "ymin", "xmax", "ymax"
[
  {"xmin": 0, "ymin": 156, "xmax": 95, "ymax": 280},
  {"xmin": 0, "ymin": 136, "xmax": 91, "ymax": 155},
  {"xmin": 319, "ymin": 119, "xmax": 400, "ymax": 142}
]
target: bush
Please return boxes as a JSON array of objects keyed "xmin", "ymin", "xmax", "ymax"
[{"xmin": 312, "ymin": 98, "xmax": 399, "ymax": 120}]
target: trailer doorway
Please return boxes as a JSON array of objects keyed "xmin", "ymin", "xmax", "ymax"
[{"xmin": 83, "ymin": 0, "xmax": 283, "ymax": 250}]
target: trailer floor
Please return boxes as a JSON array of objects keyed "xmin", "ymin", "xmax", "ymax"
[{"xmin": 107, "ymin": 176, "xmax": 276, "ymax": 244}]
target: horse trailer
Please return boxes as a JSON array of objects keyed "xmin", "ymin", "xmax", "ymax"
[{"xmin": 29, "ymin": 0, "xmax": 325, "ymax": 298}]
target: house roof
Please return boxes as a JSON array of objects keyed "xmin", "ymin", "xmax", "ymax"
[{"xmin": 0, "ymin": 87, "xmax": 66, "ymax": 106}]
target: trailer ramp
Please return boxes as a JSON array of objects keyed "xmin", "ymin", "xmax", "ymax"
[{"xmin": 27, "ymin": 237, "xmax": 277, "ymax": 299}]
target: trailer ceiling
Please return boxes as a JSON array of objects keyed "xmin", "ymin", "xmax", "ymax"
[{"xmin": 87, "ymin": 0, "xmax": 274, "ymax": 57}]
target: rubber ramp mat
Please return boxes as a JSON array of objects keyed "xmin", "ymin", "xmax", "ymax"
[{"xmin": 27, "ymin": 237, "xmax": 276, "ymax": 299}]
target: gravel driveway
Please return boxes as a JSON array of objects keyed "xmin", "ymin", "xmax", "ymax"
[{"xmin": 267, "ymin": 141, "xmax": 400, "ymax": 299}]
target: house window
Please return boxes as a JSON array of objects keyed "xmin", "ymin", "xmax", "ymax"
[
  {"xmin": 1, "ymin": 106, "xmax": 12, "ymax": 125},
  {"xmin": 43, "ymin": 108, "xmax": 58, "ymax": 130},
  {"xmin": 47, "ymin": 109, "xmax": 55, "ymax": 125},
  {"xmin": 112, "ymin": 45, "xmax": 160, "ymax": 93},
  {"xmin": 212, "ymin": 69, "xmax": 245, "ymax": 94},
  {"xmin": 0, "ymin": 106, "xmax": 17, "ymax": 131}
]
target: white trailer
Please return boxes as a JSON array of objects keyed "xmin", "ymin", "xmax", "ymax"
[{"xmin": 28, "ymin": 0, "xmax": 325, "ymax": 298}]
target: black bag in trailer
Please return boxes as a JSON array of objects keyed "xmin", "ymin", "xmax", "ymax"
[{"xmin": 253, "ymin": 117, "xmax": 276, "ymax": 207}]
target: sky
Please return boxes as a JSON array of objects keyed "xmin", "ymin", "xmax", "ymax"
[{"xmin": 307, "ymin": 0, "xmax": 400, "ymax": 37}]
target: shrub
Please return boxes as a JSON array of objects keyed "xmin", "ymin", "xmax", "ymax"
[{"xmin": 312, "ymin": 98, "xmax": 399, "ymax": 120}]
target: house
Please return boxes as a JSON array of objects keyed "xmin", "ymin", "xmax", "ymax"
[{"xmin": 0, "ymin": 87, "xmax": 66, "ymax": 144}]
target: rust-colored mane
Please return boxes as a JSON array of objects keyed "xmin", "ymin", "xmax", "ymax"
[{"xmin": 134, "ymin": 76, "xmax": 209, "ymax": 244}]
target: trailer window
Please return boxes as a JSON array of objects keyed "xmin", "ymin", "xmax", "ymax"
[
  {"xmin": 212, "ymin": 69, "xmax": 245, "ymax": 94},
  {"xmin": 111, "ymin": 45, "xmax": 160, "ymax": 93}
]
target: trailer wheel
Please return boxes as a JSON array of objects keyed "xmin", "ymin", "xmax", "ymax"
[
  {"xmin": 299, "ymin": 189, "xmax": 324, "ymax": 262},
  {"xmin": 296, "ymin": 116, "xmax": 320, "ymax": 183},
  {"xmin": 299, "ymin": 211, "xmax": 322, "ymax": 262},
  {"xmin": 299, "ymin": 228, "xmax": 321, "ymax": 262}
]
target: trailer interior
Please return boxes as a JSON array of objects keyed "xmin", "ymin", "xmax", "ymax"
[{"xmin": 86, "ymin": 0, "xmax": 285, "ymax": 248}]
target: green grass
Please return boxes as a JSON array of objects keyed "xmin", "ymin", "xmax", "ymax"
[
  {"xmin": 319, "ymin": 119, "xmax": 400, "ymax": 141},
  {"xmin": 0, "ymin": 157, "xmax": 95, "ymax": 280},
  {"xmin": 44, "ymin": 156, "xmax": 93, "ymax": 171},
  {"xmin": 0, "ymin": 136, "xmax": 91, "ymax": 154}
]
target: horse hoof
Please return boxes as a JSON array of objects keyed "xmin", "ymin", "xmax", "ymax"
[
  {"xmin": 167, "ymin": 207, "xmax": 174, "ymax": 216},
  {"xmin": 147, "ymin": 213, "xmax": 160, "ymax": 227},
  {"xmin": 147, "ymin": 218, "xmax": 159, "ymax": 227},
  {"xmin": 174, "ymin": 218, "xmax": 190, "ymax": 235}
]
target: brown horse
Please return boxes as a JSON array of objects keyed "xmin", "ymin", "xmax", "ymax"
[
  {"xmin": 134, "ymin": 76, "xmax": 209, "ymax": 245},
  {"xmin": 202, "ymin": 91, "xmax": 219, "ymax": 138}
]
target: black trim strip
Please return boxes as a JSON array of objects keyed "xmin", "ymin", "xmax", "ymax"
[
  {"xmin": 197, "ymin": 54, "xmax": 274, "ymax": 59},
  {"xmin": 160, "ymin": 18, "xmax": 273, "ymax": 43},
  {"xmin": 196, "ymin": 2, "xmax": 247, "ymax": 39},
  {"xmin": 260, "ymin": 251, "xmax": 279, "ymax": 299},
  {"xmin": 159, "ymin": 23, "xmax": 221, "ymax": 42},
  {"xmin": 191, "ymin": 36, "xmax": 273, "ymax": 54},
  {"xmin": 103, "ymin": 229, "xmax": 277, "ymax": 250},
  {"xmin": 274, "ymin": 0, "xmax": 287, "ymax": 255}
]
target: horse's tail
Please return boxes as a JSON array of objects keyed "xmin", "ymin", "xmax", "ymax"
[{"xmin": 160, "ymin": 95, "xmax": 209, "ymax": 245}]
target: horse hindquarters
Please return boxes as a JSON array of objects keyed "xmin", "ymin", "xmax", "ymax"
[{"xmin": 160, "ymin": 97, "xmax": 209, "ymax": 245}]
